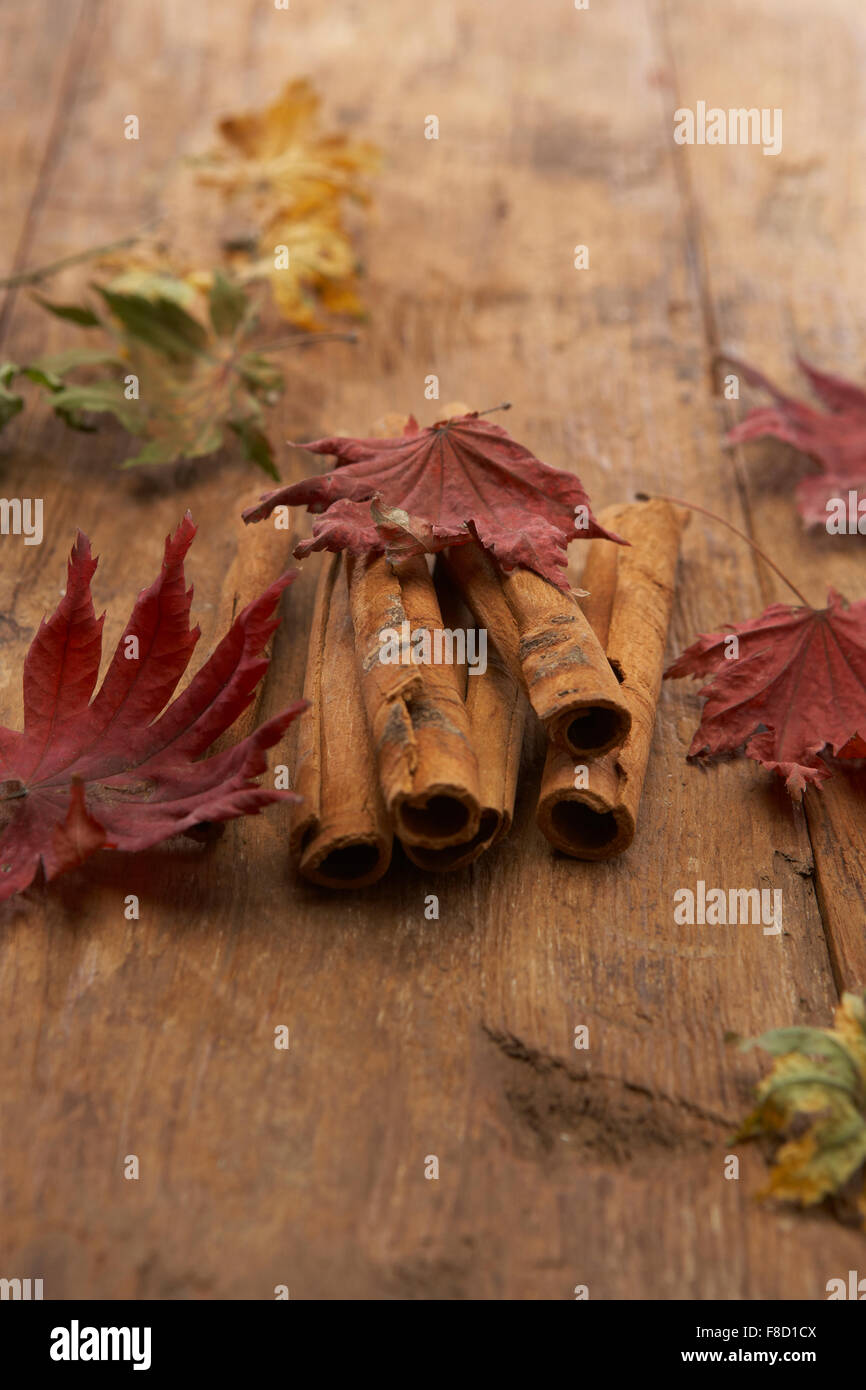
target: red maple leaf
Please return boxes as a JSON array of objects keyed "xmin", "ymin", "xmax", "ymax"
[
  {"xmin": 242, "ymin": 410, "xmax": 621, "ymax": 589},
  {"xmin": 0, "ymin": 514, "xmax": 306, "ymax": 902},
  {"xmin": 723, "ymin": 355, "xmax": 866, "ymax": 526},
  {"xmin": 664, "ymin": 588, "xmax": 866, "ymax": 795}
]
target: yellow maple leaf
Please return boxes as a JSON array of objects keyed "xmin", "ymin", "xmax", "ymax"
[
  {"xmin": 199, "ymin": 78, "xmax": 379, "ymax": 209},
  {"xmin": 196, "ymin": 79, "xmax": 377, "ymax": 327},
  {"xmin": 232, "ymin": 196, "xmax": 364, "ymax": 330}
]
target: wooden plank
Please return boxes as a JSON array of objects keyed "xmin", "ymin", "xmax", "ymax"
[
  {"xmin": 0, "ymin": 0, "xmax": 89, "ymax": 332},
  {"xmin": 661, "ymin": 0, "xmax": 866, "ymax": 989},
  {"xmin": 0, "ymin": 0, "xmax": 862, "ymax": 1301}
]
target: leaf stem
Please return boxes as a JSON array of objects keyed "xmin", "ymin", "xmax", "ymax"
[
  {"xmin": 639, "ymin": 493, "xmax": 811, "ymax": 606},
  {"xmin": 0, "ymin": 224, "xmax": 159, "ymax": 290},
  {"xmin": 258, "ymin": 329, "xmax": 359, "ymax": 352}
]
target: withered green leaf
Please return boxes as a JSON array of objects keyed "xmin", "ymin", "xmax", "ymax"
[
  {"xmin": 227, "ymin": 417, "xmax": 279, "ymax": 480},
  {"xmin": 96, "ymin": 285, "xmax": 209, "ymax": 362},
  {"xmin": 47, "ymin": 380, "xmax": 144, "ymax": 435},
  {"xmin": 208, "ymin": 271, "xmax": 248, "ymax": 338},
  {"xmin": 33, "ymin": 294, "xmax": 102, "ymax": 327},
  {"xmin": 3, "ymin": 274, "xmax": 287, "ymax": 477},
  {"xmin": 0, "ymin": 362, "xmax": 24, "ymax": 429},
  {"xmin": 734, "ymin": 992, "xmax": 866, "ymax": 1226}
]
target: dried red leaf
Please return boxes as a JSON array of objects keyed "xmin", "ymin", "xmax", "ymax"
[
  {"xmin": 665, "ymin": 588, "xmax": 866, "ymax": 795},
  {"xmin": 723, "ymin": 355, "xmax": 866, "ymax": 526},
  {"xmin": 242, "ymin": 410, "xmax": 621, "ymax": 589},
  {"xmin": 0, "ymin": 514, "xmax": 305, "ymax": 901}
]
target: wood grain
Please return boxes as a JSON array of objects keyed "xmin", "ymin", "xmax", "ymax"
[
  {"xmin": 662, "ymin": 0, "xmax": 866, "ymax": 989},
  {"xmin": 0, "ymin": 0, "xmax": 863, "ymax": 1300}
]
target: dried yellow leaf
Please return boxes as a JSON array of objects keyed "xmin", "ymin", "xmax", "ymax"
[{"xmin": 200, "ymin": 78, "xmax": 379, "ymax": 208}]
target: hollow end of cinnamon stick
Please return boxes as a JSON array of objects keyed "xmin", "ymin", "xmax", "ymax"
[
  {"xmin": 549, "ymin": 698, "xmax": 632, "ymax": 759},
  {"xmin": 445, "ymin": 543, "xmax": 631, "ymax": 758},
  {"xmin": 536, "ymin": 748, "xmax": 634, "ymax": 860},
  {"xmin": 402, "ymin": 807, "xmax": 504, "ymax": 873},
  {"xmin": 497, "ymin": 565, "xmax": 632, "ymax": 758},
  {"xmin": 393, "ymin": 784, "xmax": 480, "ymax": 848},
  {"xmin": 293, "ymin": 816, "xmax": 392, "ymax": 888}
]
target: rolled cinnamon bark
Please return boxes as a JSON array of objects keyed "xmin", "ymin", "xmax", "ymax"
[
  {"xmin": 290, "ymin": 552, "xmax": 393, "ymax": 887},
  {"xmin": 212, "ymin": 495, "xmax": 296, "ymax": 743},
  {"xmin": 443, "ymin": 542, "xmax": 630, "ymax": 757},
  {"xmin": 185, "ymin": 499, "xmax": 297, "ymax": 846},
  {"xmin": 346, "ymin": 551, "xmax": 482, "ymax": 848},
  {"xmin": 439, "ymin": 542, "xmax": 522, "ymax": 679},
  {"xmin": 402, "ymin": 567, "xmax": 527, "ymax": 872},
  {"xmin": 536, "ymin": 499, "xmax": 687, "ymax": 859}
]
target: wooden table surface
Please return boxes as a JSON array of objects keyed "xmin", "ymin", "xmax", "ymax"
[{"xmin": 1, "ymin": 0, "xmax": 864, "ymax": 1300}]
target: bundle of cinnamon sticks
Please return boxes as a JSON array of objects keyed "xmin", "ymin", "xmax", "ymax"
[{"xmin": 288, "ymin": 414, "xmax": 688, "ymax": 887}]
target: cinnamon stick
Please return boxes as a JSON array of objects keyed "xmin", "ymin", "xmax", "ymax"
[
  {"xmin": 183, "ymin": 499, "xmax": 297, "ymax": 846},
  {"xmin": 346, "ymin": 551, "xmax": 482, "ymax": 848},
  {"xmin": 213, "ymin": 494, "xmax": 295, "ymax": 742},
  {"xmin": 444, "ymin": 542, "xmax": 631, "ymax": 757},
  {"xmin": 536, "ymin": 499, "xmax": 687, "ymax": 859},
  {"xmin": 290, "ymin": 552, "xmax": 392, "ymax": 887},
  {"xmin": 402, "ymin": 566, "xmax": 527, "ymax": 871}
]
